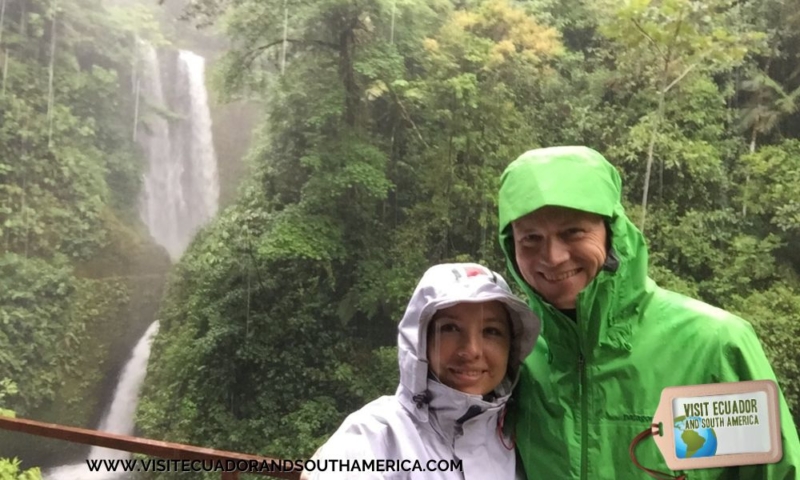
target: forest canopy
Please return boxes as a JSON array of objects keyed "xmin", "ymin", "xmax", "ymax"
[
  {"xmin": 135, "ymin": 0, "xmax": 800, "ymax": 470},
  {"xmin": 1, "ymin": 0, "xmax": 800, "ymax": 477}
]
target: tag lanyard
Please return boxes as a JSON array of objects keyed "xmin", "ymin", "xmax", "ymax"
[{"xmin": 630, "ymin": 424, "xmax": 687, "ymax": 480}]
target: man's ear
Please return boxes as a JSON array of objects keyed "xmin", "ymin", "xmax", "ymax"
[{"xmin": 602, "ymin": 220, "xmax": 619, "ymax": 273}]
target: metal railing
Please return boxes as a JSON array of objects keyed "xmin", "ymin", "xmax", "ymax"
[{"xmin": 0, "ymin": 416, "xmax": 301, "ymax": 480}]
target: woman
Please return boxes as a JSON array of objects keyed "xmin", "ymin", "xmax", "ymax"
[{"xmin": 302, "ymin": 263, "xmax": 540, "ymax": 479}]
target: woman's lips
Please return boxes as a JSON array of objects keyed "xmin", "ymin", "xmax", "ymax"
[{"xmin": 448, "ymin": 368, "xmax": 486, "ymax": 381}]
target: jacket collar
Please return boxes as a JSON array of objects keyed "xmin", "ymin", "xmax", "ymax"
[{"xmin": 396, "ymin": 377, "xmax": 510, "ymax": 441}]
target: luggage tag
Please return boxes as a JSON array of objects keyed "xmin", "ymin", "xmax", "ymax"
[{"xmin": 630, "ymin": 380, "xmax": 783, "ymax": 478}]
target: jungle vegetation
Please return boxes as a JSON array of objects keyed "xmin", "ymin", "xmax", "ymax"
[{"xmin": 2, "ymin": 0, "xmax": 800, "ymax": 478}]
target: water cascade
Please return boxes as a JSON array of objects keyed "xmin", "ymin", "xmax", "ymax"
[
  {"xmin": 44, "ymin": 45, "xmax": 220, "ymax": 479},
  {"xmin": 138, "ymin": 46, "xmax": 220, "ymax": 261},
  {"xmin": 46, "ymin": 322, "xmax": 160, "ymax": 480}
]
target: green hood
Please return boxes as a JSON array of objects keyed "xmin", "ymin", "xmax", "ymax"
[{"xmin": 497, "ymin": 146, "xmax": 650, "ymax": 346}]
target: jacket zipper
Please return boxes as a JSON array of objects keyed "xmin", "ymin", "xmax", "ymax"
[
  {"xmin": 579, "ymin": 352, "xmax": 588, "ymax": 480},
  {"xmin": 576, "ymin": 298, "xmax": 588, "ymax": 480}
]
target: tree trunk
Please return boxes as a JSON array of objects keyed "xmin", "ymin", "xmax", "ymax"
[
  {"xmin": 0, "ymin": 0, "xmax": 7, "ymax": 47},
  {"xmin": 2, "ymin": 49, "xmax": 8, "ymax": 96},
  {"xmin": 640, "ymin": 88, "xmax": 665, "ymax": 234},
  {"xmin": 390, "ymin": 0, "xmax": 396, "ymax": 44},
  {"xmin": 281, "ymin": 0, "xmax": 288, "ymax": 74},
  {"xmin": 131, "ymin": 36, "xmax": 138, "ymax": 94},
  {"xmin": 3, "ymin": 193, "xmax": 8, "ymax": 252},
  {"xmin": 246, "ymin": 260, "xmax": 251, "ymax": 338},
  {"xmin": 339, "ymin": 27, "xmax": 356, "ymax": 127},
  {"xmin": 22, "ymin": 175, "xmax": 28, "ymax": 258},
  {"xmin": 742, "ymin": 126, "xmax": 757, "ymax": 217},
  {"xmin": 47, "ymin": 6, "xmax": 58, "ymax": 148},
  {"xmin": 19, "ymin": 0, "xmax": 26, "ymax": 38},
  {"xmin": 133, "ymin": 77, "xmax": 140, "ymax": 140}
]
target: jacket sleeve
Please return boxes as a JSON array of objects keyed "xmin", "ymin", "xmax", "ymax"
[{"xmin": 715, "ymin": 318, "xmax": 800, "ymax": 480}]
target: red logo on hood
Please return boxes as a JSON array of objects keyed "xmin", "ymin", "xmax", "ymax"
[{"xmin": 464, "ymin": 266, "xmax": 485, "ymax": 277}]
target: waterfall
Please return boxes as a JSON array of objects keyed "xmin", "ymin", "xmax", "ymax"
[
  {"xmin": 43, "ymin": 45, "xmax": 220, "ymax": 479},
  {"xmin": 137, "ymin": 45, "xmax": 219, "ymax": 261},
  {"xmin": 45, "ymin": 322, "xmax": 160, "ymax": 480}
]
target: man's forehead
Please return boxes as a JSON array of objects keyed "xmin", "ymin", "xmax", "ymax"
[{"xmin": 512, "ymin": 206, "xmax": 603, "ymax": 228}]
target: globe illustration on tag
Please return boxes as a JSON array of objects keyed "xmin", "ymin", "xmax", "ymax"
[{"xmin": 674, "ymin": 415, "xmax": 718, "ymax": 458}]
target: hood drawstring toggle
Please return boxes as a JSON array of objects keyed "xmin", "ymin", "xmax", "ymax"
[{"xmin": 412, "ymin": 390, "xmax": 432, "ymax": 409}]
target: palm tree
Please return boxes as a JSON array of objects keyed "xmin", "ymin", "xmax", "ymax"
[{"xmin": 738, "ymin": 67, "xmax": 800, "ymax": 216}]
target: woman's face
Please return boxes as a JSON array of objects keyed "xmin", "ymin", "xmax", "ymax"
[{"xmin": 426, "ymin": 301, "xmax": 511, "ymax": 396}]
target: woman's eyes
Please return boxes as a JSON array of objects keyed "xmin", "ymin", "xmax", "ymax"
[
  {"xmin": 437, "ymin": 323, "xmax": 505, "ymax": 337},
  {"xmin": 484, "ymin": 327, "xmax": 506, "ymax": 337}
]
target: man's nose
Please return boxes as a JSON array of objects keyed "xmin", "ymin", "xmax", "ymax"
[{"xmin": 541, "ymin": 238, "xmax": 569, "ymax": 266}]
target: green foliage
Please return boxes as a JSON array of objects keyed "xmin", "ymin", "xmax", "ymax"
[
  {"xmin": 0, "ymin": 0, "xmax": 171, "ymax": 465},
  {"xmin": 0, "ymin": 379, "xmax": 19, "ymax": 419},
  {"xmin": 131, "ymin": 1, "xmax": 800, "ymax": 465},
  {"xmin": 0, "ymin": 381, "xmax": 43, "ymax": 480},
  {"xmin": 739, "ymin": 140, "xmax": 800, "ymax": 234},
  {"xmin": 648, "ymin": 208, "xmax": 785, "ymax": 306},
  {"xmin": 0, "ymin": 458, "xmax": 41, "ymax": 480},
  {"xmin": 0, "ymin": 0, "xmax": 161, "ymax": 259},
  {"xmin": 0, "ymin": 254, "xmax": 77, "ymax": 414}
]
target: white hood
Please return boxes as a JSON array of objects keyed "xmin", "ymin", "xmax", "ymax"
[
  {"xmin": 303, "ymin": 263, "xmax": 540, "ymax": 480},
  {"xmin": 397, "ymin": 263, "xmax": 540, "ymax": 421}
]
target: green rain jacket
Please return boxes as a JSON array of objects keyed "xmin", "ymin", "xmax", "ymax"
[{"xmin": 497, "ymin": 146, "xmax": 800, "ymax": 480}]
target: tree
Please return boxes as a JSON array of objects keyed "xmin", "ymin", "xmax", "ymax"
[{"xmin": 599, "ymin": 0, "xmax": 760, "ymax": 232}]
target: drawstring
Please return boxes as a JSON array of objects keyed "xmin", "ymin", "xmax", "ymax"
[
  {"xmin": 630, "ymin": 424, "xmax": 686, "ymax": 480},
  {"xmin": 412, "ymin": 390, "xmax": 432, "ymax": 408},
  {"xmin": 497, "ymin": 406, "xmax": 515, "ymax": 451}
]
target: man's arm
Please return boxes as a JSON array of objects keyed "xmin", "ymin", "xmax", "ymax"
[{"xmin": 716, "ymin": 319, "xmax": 799, "ymax": 479}]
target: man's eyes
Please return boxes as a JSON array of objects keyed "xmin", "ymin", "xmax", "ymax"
[
  {"xmin": 518, "ymin": 228, "xmax": 584, "ymax": 242},
  {"xmin": 520, "ymin": 233, "xmax": 541, "ymax": 242}
]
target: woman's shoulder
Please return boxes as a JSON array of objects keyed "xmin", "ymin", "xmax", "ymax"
[
  {"xmin": 309, "ymin": 395, "xmax": 413, "ymax": 461},
  {"xmin": 333, "ymin": 395, "xmax": 414, "ymax": 438}
]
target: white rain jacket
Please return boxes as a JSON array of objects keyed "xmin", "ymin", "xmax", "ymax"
[{"xmin": 302, "ymin": 263, "xmax": 541, "ymax": 480}]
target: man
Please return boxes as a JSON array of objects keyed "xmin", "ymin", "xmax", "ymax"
[{"xmin": 497, "ymin": 146, "xmax": 800, "ymax": 479}]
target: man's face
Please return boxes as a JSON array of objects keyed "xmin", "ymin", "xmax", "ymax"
[
  {"xmin": 427, "ymin": 301, "xmax": 511, "ymax": 396},
  {"xmin": 511, "ymin": 206, "xmax": 607, "ymax": 309}
]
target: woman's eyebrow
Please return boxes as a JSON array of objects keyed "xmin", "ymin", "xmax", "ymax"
[{"xmin": 481, "ymin": 316, "xmax": 507, "ymax": 324}]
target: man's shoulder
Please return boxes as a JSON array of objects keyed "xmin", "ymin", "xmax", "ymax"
[{"xmin": 647, "ymin": 287, "xmax": 756, "ymax": 340}]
